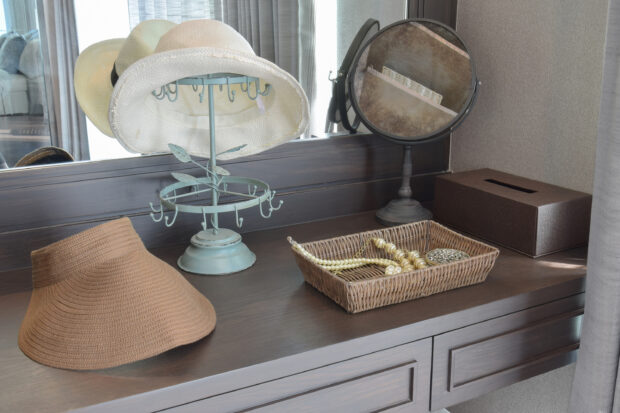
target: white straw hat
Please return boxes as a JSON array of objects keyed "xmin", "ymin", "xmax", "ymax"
[
  {"xmin": 109, "ymin": 19, "xmax": 310, "ymax": 160},
  {"xmin": 74, "ymin": 20, "xmax": 176, "ymax": 137}
]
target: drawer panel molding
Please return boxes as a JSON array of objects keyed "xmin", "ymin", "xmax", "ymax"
[
  {"xmin": 449, "ymin": 308, "xmax": 582, "ymax": 390},
  {"xmin": 432, "ymin": 294, "xmax": 584, "ymax": 410},
  {"xmin": 171, "ymin": 338, "xmax": 432, "ymax": 412},
  {"xmin": 248, "ymin": 361, "xmax": 416, "ymax": 413}
]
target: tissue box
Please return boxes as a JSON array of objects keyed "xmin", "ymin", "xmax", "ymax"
[{"xmin": 433, "ymin": 169, "xmax": 591, "ymax": 257}]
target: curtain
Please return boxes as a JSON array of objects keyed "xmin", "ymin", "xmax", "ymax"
[
  {"xmin": 36, "ymin": 0, "xmax": 89, "ymax": 160},
  {"xmin": 3, "ymin": 0, "xmax": 38, "ymax": 34},
  {"xmin": 127, "ymin": 0, "xmax": 216, "ymax": 27},
  {"xmin": 569, "ymin": 0, "xmax": 620, "ymax": 411},
  {"xmin": 297, "ymin": 0, "xmax": 315, "ymax": 137},
  {"xmin": 127, "ymin": 0, "xmax": 309, "ymax": 83}
]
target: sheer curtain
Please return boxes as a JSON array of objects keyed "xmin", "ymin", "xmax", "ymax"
[
  {"xmin": 3, "ymin": 0, "xmax": 38, "ymax": 33},
  {"xmin": 568, "ymin": 0, "xmax": 620, "ymax": 411},
  {"xmin": 126, "ymin": 0, "xmax": 307, "ymax": 79},
  {"xmin": 36, "ymin": 0, "xmax": 89, "ymax": 160}
]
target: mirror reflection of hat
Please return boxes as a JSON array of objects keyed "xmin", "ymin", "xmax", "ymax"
[
  {"xmin": 108, "ymin": 19, "xmax": 310, "ymax": 160},
  {"xmin": 74, "ymin": 19, "xmax": 177, "ymax": 137}
]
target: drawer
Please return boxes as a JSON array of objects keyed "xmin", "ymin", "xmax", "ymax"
[
  {"xmin": 248, "ymin": 360, "xmax": 417, "ymax": 413},
  {"xmin": 170, "ymin": 338, "xmax": 432, "ymax": 413},
  {"xmin": 431, "ymin": 294, "xmax": 583, "ymax": 410}
]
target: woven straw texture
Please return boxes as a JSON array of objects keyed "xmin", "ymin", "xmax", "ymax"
[
  {"xmin": 109, "ymin": 19, "xmax": 310, "ymax": 161},
  {"xmin": 291, "ymin": 220, "xmax": 499, "ymax": 313},
  {"xmin": 18, "ymin": 218, "xmax": 216, "ymax": 370}
]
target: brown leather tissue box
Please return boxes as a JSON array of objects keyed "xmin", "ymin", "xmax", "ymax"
[{"xmin": 433, "ymin": 169, "xmax": 592, "ymax": 257}]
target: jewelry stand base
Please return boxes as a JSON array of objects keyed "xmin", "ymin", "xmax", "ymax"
[
  {"xmin": 376, "ymin": 198, "xmax": 433, "ymax": 226},
  {"xmin": 178, "ymin": 228, "xmax": 256, "ymax": 275}
]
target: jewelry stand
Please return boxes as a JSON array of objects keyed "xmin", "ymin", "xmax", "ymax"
[
  {"xmin": 376, "ymin": 145, "xmax": 432, "ymax": 226},
  {"xmin": 148, "ymin": 73, "xmax": 282, "ymax": 275}
]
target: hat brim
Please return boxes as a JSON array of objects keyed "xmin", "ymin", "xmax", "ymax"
[
  {"xmin": 14, "ymin": 146, "xmax": 74, "ymax": 167},
  {"xmin": 18, "ymin": 244, "xmax": 216, "ymax": 370},
  {"xmin": 74, "ymin": 39, "xmax": 124, "ymax": 137},
  {"xmin": 109, "ymin": 48, "xmax": 310, "ymax": 160}
]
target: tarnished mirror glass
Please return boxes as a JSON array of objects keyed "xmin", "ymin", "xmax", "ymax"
[{"xmin": 350, "ymin": 19, "xmax": 477, "ymax": 143}]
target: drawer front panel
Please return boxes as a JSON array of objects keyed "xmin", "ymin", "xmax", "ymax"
[
  {"xmin": 432, "ymin": 293, "xmax": 584, "ymax": 410},
  {"xmin": 450, "ymin": 310, "xmax": 581, "ymax": 389},
  {"xmin": 248, "ymin": 361, "xmax": 415, "ymax": 413},
  {"xmin": 171, "ymin": 338, "xmax": 431, "ymax": 413}
]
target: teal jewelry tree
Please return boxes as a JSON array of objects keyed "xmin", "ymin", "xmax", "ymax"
[{"xmin": 148, "ymin": 73, "xmax": 282, "ymax": 275}]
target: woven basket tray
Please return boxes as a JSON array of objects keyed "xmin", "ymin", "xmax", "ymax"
[{"xmin": 290, "ymin": 220, "xmax": 499, "ymax": 313}]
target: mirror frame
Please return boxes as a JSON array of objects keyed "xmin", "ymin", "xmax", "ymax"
[{"xmin": 348, "ymin": 18, "xmax": 479, "ymax": 146}]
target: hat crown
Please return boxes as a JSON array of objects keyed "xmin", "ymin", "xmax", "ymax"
[
  {"xmin": 116, "ymin": 19, "xmax": 176, "ymax": 75},
  {"xmin": 155, "ymin": 19, "xmax": 254, "ymax": 56},
  {"xmin": 31, "ymin": 218, "xmax": 142, "ymax": 288}
]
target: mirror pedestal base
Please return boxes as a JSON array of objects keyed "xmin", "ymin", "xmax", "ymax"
[
  {"xmin": 376, "ymin": 198, "xmax": 433, "ymax": 226},
  {"xmin": 376, "ymin": 145, "xmax": 432, "ymax": 226}
]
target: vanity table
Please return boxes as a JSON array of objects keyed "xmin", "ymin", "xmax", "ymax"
[{"xmin": 0, "ymin": 211, "xmax": 585, "ymax": 412}]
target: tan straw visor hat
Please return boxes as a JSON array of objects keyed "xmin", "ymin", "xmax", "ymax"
[
  {"xmin": 74, "ymin": 19, "xmax": 176, "ymax": 137},
  {"xmin": 109, "ymin": 19, "xmax": 310, "ymax": 160},
  {"xmin": 18, "ymin": 218, "xmax": 216, "ymax": 370}
]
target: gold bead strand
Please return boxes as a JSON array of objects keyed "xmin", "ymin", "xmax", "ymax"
[
  {"xmin": 287, "ymin": 237, "xmax": 402, "ymax": 275},
  {"xmin": 372, "ymin": 238, "xmax": 416, "ymax": 272}
]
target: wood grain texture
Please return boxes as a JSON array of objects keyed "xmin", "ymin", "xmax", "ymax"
[
  {"xmin": 247, "ymin": 362, "xmax": 416, "ymax": 413},
  {"xmin": 0, "ymin": 134, "xmax": 449, "ymax": 272},
  {"xmin": 172, "ymin": 339, "xmax": 431, "ymax": 413},
  {"xmin": 432, "ymin": 294, "xmax": 584, "ymax": 410},
  {"xmin": 0, "ymin": 212, "xmax": 586, "ymax": 412}
]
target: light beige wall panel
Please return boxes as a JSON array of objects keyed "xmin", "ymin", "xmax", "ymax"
[{"xmin": 451, "ymin": 1, "xmax": 608, "ymax": 193}]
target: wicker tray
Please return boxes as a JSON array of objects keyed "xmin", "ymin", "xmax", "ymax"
[{"xmin": 290, "ymin": 220, "xmax": 499, "ymax": 313}]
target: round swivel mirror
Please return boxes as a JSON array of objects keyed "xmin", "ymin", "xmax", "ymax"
[{"xmin": 349, "ymin": 19, "xmax": 479, "ymax": 225}]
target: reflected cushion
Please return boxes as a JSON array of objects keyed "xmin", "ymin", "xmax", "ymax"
[
  {"xmin": 0, "ymin": 33, "xmax": 26, "ymax": 74},
  {"xmin": 19, "ymin": 38, "xmax": 42, "ymax": 78}
]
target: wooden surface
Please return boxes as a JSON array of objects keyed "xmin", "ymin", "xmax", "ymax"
[
  {"xmin": 432, "ymin": 294, "xmax": 583, "ymax": 409},
  {"xmin": 0, "ymin": 212, "xmax": 586, "ymax": 412},
  {"xmin": 0, "ymin": 134, "xmax": 449, "ymax": 272},
  {"xmin": 180, "ymin": 339, "xmax": 431, "ymax": 413}
]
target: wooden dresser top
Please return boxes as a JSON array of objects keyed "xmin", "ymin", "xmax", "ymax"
[{"xmin": 0, "ymin": 212, "xmax": 586, "ymax": 412}]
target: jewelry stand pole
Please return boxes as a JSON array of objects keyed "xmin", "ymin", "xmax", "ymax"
[
  {"xmin": 149, "ymin": 73, "xmax": 282, "ymax": 275},
  {"xmin": 376, "ymin": 145, "xmax": 433, "ymax": 226},
  {"xmin": 177, "ymin": 82, "xmax": 257, "ymax": 275}
]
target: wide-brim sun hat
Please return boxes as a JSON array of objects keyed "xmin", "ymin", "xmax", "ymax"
[
  {"xmin": 74, "ymin": 20, "xmax": 177, "ymax": 137},
  {"xmin": 109, "ymin": 19, "xmax": 310, "ymax": 160},
  {"xmin": 18, "ymin": 217, "xmax": 216, "ymax": 370}
]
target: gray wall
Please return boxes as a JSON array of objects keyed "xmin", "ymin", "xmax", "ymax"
[
  {"xmin": 445, "ymin": 1, "xmax": 608, "ymax": 411},
  {"xmin": 448, "ymin": 364, "xmax": 575, "ymax": 413},
  {"xmin": 451, "ymin": 0, "xmax": 609, "ymax": 193}
]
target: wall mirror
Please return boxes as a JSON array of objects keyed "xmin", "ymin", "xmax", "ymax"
[{"xmin": 0, "ymin": 0, "xmax": 408, "ymax": 171}]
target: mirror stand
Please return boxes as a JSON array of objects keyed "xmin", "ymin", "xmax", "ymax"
[{"xmin": 376, "ymin": 145, "xmax": 432, "ymax": 226}]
